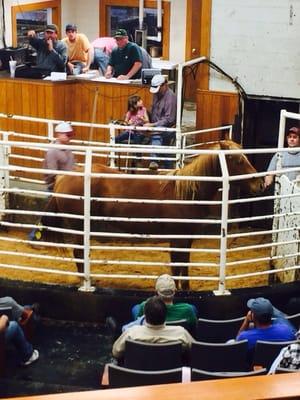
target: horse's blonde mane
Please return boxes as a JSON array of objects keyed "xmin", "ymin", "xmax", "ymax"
[{"xmin": 169, "ymin": 140, "xmax": 241, "ymax": 200}]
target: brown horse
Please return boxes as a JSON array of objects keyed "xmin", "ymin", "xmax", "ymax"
[{"xmin": 39, "ymin": 140, "xmax": 264, "ymax": 290}]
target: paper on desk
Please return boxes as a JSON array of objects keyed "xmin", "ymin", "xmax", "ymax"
[
  {"xmin": 92, "ymin": 76, "xmax": 132, "ymax": 84},
  {"xmin": 43, "ymin": 72, "xmax": 67, "ymax": 81}
]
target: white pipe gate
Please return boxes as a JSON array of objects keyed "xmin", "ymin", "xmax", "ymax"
[{"xmin": 0, "ymin": 112, "xmax": 299, "ymax": 293}]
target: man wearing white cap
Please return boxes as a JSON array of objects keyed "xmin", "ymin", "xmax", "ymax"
[
  {"xmin": 145, "ymin": 74, "xmax": 177, "ymax": 169},
  {"xmin": 44, "ymin": 122, "xmax": 75, "ymax": 191},
  {"xmin": 28, "ymin": 122, "xmax": 75, "ymax": 241},
  {"xmin": 134, "ymin": 274, "xmax": 197, "ymax": 327}
]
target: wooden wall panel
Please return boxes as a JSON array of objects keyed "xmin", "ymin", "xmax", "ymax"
[
  {"xmin": 0, "ymin": 77, "xmax": 153, "ymax": 176},
  {"xmin": 196, "ymin": 89, "xmax": 239, "ymax": 142}
]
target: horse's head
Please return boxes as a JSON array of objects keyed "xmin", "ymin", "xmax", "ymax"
[{"xmin": 221, "ymin": 141, "xmax": 265, "ymax": 195}]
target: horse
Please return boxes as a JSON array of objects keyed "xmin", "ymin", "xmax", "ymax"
[{"xmin": 39, "ymin": 140, "xmax": 265, "ymax": 290}]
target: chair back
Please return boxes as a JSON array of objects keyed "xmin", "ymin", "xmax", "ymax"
[
  {"xmin": 275, "ymin": 367, "xmax": 300, "ymax": 374},
  {"xmin": 191, "ymin": 367, "xmax": 267, "ymax": 381},
  {"xmin": 108, "ymin": 364, "xmax": 182, "ymax": 388},
  {"xmin": 253, "ymin": 340, "xmax": 297, "ymax": 370},
  {"xmin": 124, "ymin": 339, "xmax": 183, "ymax": 370},
  {"xmin": 196, "ymin": 317, "xmax": 244, "ymax": 342},
  {"xmin": 190, "ymin": 340, "xmax": 249, "ymax": 372},
  {"xmin": 166, "ymin": 319, "xmax": 189, "ymax": 329},
  {"xmin": 286, "ymin": 312, "xmax": 300, "ymax": 330}
]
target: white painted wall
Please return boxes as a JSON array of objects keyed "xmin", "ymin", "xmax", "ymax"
[{"xmin": 210, "ymin": 0, "xmax": 300, "ymax": 98}]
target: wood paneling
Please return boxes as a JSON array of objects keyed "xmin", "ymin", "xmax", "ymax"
[
  {"xmin": 196, "ymin": 89, "xmax": 239, "ymax": 142},
  {"xmin": 0, "ymin": 77, "xmax": 153, "ymax": 174}
]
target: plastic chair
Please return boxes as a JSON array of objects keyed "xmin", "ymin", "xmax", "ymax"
[
  {"xmin": 275, "ymin": 367, "xmax": 300, "ymax": 374},
  {"xmin": 124, "ymin": 339, "xmax": 183, "ymax": 370},
  {"xmin": 196, "ymin": 316, "xmax": 244, "ymax": 343},
  {"xmin": 191, "ymin": 367, "xmax": 267, "ymax": 381},
  {"xmin": 286, "ymin": 312, "xmax": 300, "ymax": 330},
  {"xmin": 190, "ymin": 340, "xmax": 249, "ymax": 372},
  {"xmin": 253, "ymin": 340, "xmax": 297, "ymax": 370},
  {"xmin": 108, "ymin": 363, "xmax": 182, "ymax": 388}
]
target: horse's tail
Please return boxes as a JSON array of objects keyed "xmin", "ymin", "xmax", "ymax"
[{"xmin": 39, "ymin": 196, "xmax": 64, "ymax": 243}]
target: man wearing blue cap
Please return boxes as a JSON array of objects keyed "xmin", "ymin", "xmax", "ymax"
[{"xmin": 236, "ymin": 297, "xmax": 296, "ymax": 352}]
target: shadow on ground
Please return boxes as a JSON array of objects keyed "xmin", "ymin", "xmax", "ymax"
[{"xmin": 0, "ymin": 320, "xmax": 113, "ymax": 398}]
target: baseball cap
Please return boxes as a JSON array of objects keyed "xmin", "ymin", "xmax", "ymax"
[
  {"xmin": 155, "ymin": 274, "xmax": 176, "ymax": 297},
  {"xmin": 55, "ymin": 122, "xmax": 73, "ymax": 136},
  {"xmin": 247, "ymin": 297, "xmax": 274, "ymax": 317},
  {"xmin": 45, "ymin": 24, "xmax": 58, "ymax": 33},
  {"xmin": 150, "ymin": 74, "xmax": 165, "ymax": 94},
  {"xmin": 66, "ymin": 23, "xmax": 77, "ymax": 32},
  {"xmin": 287, "ymin": 127, "xmax": 300, "ymax": 136},
  {"xmin": 114, "ymin": 29, "xmax": 128, "ymax": 38}
]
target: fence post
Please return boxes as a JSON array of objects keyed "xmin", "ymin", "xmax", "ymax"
[
  {"xmin": 214, "ymin": 152, "xmax": 231, "ymax": 295},
  {"xmin": 79, "ymin": 148, "xmax": 95, "ymax": 292}
]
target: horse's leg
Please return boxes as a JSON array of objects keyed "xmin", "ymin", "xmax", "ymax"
[{"xmin": 170, "ymin": 239, "xmax": 192, "ymax": 291}]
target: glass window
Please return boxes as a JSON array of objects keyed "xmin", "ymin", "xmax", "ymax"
[
  {"xmin": 16, "ymin": 9, "xmax": 50, "ymax": 46},
  {"xmin": 108, "ymin": 6, "xmax": 163, "ymax": 56}
]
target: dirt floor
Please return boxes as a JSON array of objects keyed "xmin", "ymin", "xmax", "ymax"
[{"xmin": 0, "ymin": 227, "xmax": 272, "ymax": 292}]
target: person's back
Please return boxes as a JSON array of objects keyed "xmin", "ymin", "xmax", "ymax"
[
  {"xmin": 112, "ymin": 296, "xmax": 193, "ymax": 360},
  {"xmin": 237, "ymin": 321, "xmax": 295, "ymax": 351}
]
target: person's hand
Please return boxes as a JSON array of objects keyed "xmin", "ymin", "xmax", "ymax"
[
  {"xmin": 47, "ymin": 38, "xmax": 53, "ymax": 51},
  {"xmin": 245, "ymin": 310, "xmax": 253, "ymax": 324},
  {"xmin": 264, "ymin": 175, "xmax": 273, "ymax": 189},
  {"xmin": 68, "ymin": 62, "xmax": 74, "ymax": 74},
  {"xmin": 27, "ymin": 30, "xmax": 36, "ymax": 38},
  {"xmin": 82, "ymin": 66, "xmax": 89, "ymax": 73},
  {"xmin": 117, "ymin": 75, "xmax": 129, "ymax": 80},
  {"xmin": 144, "ymin": 122, "xmax": 154, "ymax": 127}
]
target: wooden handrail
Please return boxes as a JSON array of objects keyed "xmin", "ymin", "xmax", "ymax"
[{"xmin": 11, "ymin": 372, "xmax": 300, "ymax": 400}]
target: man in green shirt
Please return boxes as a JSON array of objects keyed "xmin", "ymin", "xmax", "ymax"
[{"xmin": 130, "ymin": 274, "xmax": 197, "ymax": 330}]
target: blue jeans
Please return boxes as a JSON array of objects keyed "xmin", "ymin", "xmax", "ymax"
[
  {"xmin": 150, "ymin": 132, "xmax": 175, "ymax": 169},
  {"xmin": 5, "ymin": 321, "xmax": 33, "ymax": 362},
  {"xmin": 116, "ymin": 131, "xmax": 145, "ymax": 144}
]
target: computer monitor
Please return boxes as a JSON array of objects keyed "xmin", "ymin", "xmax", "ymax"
[{"xmin": 141, "ymin": 68, "xmax": 161, "ymax": 85}]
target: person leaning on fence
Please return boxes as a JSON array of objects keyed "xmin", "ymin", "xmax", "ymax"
[
  {"xmin": 115, "ymin": 95, "xmax": 149, "ymax": 144},
  {"xmin": 144, "ymin": 74, "xmax": 177, "ymax": 170},
  {"xmin": 264, "ymin": 126, "xmax": 300, "ymax": 189}
]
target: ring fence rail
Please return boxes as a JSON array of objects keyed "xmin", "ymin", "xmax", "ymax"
[{"xmin": 0, "ymin": 110, "xmax": 298, "ymax": 293}]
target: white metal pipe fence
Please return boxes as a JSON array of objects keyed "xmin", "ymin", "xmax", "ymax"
[{"xmin": 0, "ymin": 112, "xmax": 299, "ymax": 293}]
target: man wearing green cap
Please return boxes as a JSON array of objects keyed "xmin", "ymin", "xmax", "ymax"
[{"xmin": 105, "ymin": 29, "xmax": 142, "ymax": 80}]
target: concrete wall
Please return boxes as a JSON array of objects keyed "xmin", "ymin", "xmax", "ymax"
[{"xmin": 210, "ymin": 0, "xmax": 300, "ymax": 98}]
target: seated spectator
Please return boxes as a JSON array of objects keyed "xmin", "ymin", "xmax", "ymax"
[
  {"xmin": 145, "ymin": 75, "xmax": 177, "ymax": 169},
  {"xmin": 115, "ymin": 95, "xmax": 149, "ymax": 144},
  {"xmin": 0, "ymin": 296, "xmax": 39, "ymax": 324},
  {"xmin": 236, "ymin": 297, "xmax": 296, "ymax": 355},
  {"xmin": 0, "ymin": 314, "xmax": 39, "ymax": 366},
  {"xmin": 63, "ymin": 24, "xmax": 94, "ymax": 75},
  {"xmin": 112, "ymin": 296, "xmax": 194, "ymax": 361},
  {"xmin": 128, "ymin": 274, "xmax": 197, "ymax": 331},
  {"xmin": 269, "ymin": 329, "xmax": 300, "ymax": 373},
  {"xmin": 28, "ymin": 24, "xmax": 67, "ymax": 73}
]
